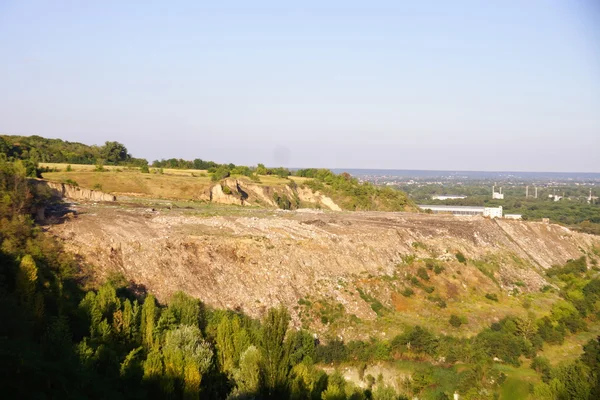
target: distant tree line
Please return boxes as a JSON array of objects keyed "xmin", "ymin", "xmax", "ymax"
[
  {"xmin": 151, "ymin": 158, "xmax": 221, "ymax": 170},
  {"xmin": 0, "ymin": 135, "xmax": 147, "ymax": 166}
]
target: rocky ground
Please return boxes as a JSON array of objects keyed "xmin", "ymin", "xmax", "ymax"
[{"xmin": 47, "ymin": 200, "xmax": 600, "ymax": 339}]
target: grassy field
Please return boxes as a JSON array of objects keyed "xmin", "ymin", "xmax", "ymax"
[
  {"xmin": 42, "ymin": 169, "xmax": 214, "ymax": 200},
  {"xmin": 496, "ymin": 364, "xmax": 539, "ymax": 400},
  {"xmin": 538, "ymin": 322, "xmax": 600, "ymax": 366},
  {"xmin": 40, "ymin": 162, "xmax": 300, "ymax": 200},
  {"xmin": 40, "ymin": 162, "xmax": 210, "ymax": 177}
]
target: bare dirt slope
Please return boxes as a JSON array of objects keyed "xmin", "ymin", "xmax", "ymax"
[{"xmin": 48, "ymin": 201, "xmax": 600, "ymax": 337}]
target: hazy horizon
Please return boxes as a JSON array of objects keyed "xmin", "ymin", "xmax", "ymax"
[{"xmin": 1, "ymin": 1, "xmax": 599, "ymax": 172}]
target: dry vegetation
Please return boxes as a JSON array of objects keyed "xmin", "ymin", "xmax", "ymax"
[{"xmin": 42, "ymin": 163, "xmax": 314, "ymax": 201}]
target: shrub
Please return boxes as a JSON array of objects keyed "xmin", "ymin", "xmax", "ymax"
[
  {"xmin": 140, "ymin": 164, "xmax": 149, "ymax": 173},
  {"xmin": 92, "ymin": 183, "xmax": 103, "ymax": 191},
  {"xmin": 297, "ymin": 298, "xmax": 312, "ymax": 307},
  {"xmin": 531, "ymin": 357, "xmax": 552, "ymax": 382},
  {"xmin": 64, "ymin": 179, "xmax": 79, "ymax": 187},
  {"xmin": 315, "ymin": 339, "xmax": 347, "ymax": 363},
  {"xmin": 66, "ymin": 164, "xmax": 72, "ymax": 172},
  {"xmin": 434, "ymin": 264, "xmax": 445, "ymax": 275},
  {"xmin": 412, "ymin": 241, "xmax": 426, "ymax": 250},
  {"xmin": 249, "ymin": 174, "xmax": 261, "ymax": 182},
  {"xmin": 273, "ymin": 193, "xmax": 292, "ymax": 210},
  {"xmin": 222, "ymin": 185, "xmax": 232, "ymax": 195},
  {"xmin": 449, "ymin": 314, "xmax": 462, "ymax": 327},
  {"xmin": 401, "ymin": 288, "xmax": 414, "ymax": 297},
  {"xmin": 455, "ymin": 252, "xmax": 467, "ymax": 264},
  {"xmin": 417, "ymin": 267, "xmax": 430, "ymax": 281},
  {"xmin": 547, "ymin": 257, "xmax": 587, "ymax": 278},
  {"xmin": 485, "ymin": 293, "xmax": 499, "ymax": 302},
  {"xmin": 427, "ymin": 295, "xmax": 447, "ymax": 308},
  {"xmin": 211, "ymin": 166, "xmax": 230, "ymax": 181}
]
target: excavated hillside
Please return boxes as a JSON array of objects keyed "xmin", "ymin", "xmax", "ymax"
[
  {"xmin": 48, "ymin": 200, "xmax": 600, "ymax": 339},
  {"xmin": 40, "ymin": 166, "xmax": 416, "ymax": 212}
]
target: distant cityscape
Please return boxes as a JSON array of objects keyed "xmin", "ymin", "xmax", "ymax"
[{"xmin": 332, "ymin": 169, "xmax": 600, "ymax": 183}]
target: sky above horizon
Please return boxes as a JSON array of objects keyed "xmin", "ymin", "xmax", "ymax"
[{"xmin": 1, "ymin": 1, "xmax": 599, "ymax": 172}]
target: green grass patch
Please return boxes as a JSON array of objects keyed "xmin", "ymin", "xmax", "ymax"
[{"xmin": 357, "ymin": 288, "xmax": 387, "ymax": 316}]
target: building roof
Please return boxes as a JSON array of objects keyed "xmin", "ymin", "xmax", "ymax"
[{"xmin": 418, "ymin": 205, "xmax": 486, "ymax": 212}]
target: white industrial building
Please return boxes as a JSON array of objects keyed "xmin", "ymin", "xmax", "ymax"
[
  {"xmin": 588, "ymin": 189, "xmax": 598, "ymax": 204},
  {"xmin": 432, "ymin": 195, "xmax": 467, "ymax": 200},
  {"xmin": 504, "ymin": 214, "xmax": 523, "ymax": 220},
  {"xmin": 419, "ymin": 205, "xmax": 503, "ymax": 219},
  {"xmin": 492, "ymin": 185, "xmax": 504, "ymax": 200}
]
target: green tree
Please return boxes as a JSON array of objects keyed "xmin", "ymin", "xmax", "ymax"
[
  {"xmin": 101, "ymin": 141, "xmax": 130, "ymax": 164},
  {"xmin": 143, "ymin": 347, "xmax": 164, "ymax": 381},
  {"xmin": 290, "ymin": 362, "xmax": 328, "ymax": 400},
  {"xmin": 0, "ymin": 136, "xmax": 10, "ymax": 156},
  {"xmin": 216, "ymin": 315, "xmax": 236, "ymax": 373},
  {"xmin": 321, "ymin": 371, "xmax": 346, "ymax": 400},
  {"xmin": 15, "ymin": 255, "xmax": 41, "ymax": 316},
  {"xmin": 233, "ymin": 345, "xmax": 263, "ymax": 396},
  {"xmin": 260, "ymin": 307, "xmax": 291, "ymax": 397},
  {"xmin": 287, "ymin": 329, "xmax": 316, "ymax": 366},
  {"xmin": 169, "ymin": 291, "xmax": 201, "ymax": 327},
  {"xmin": 163, "ymin": 325, "xmax": 213, "ymax": 399},
  {"xmin": 120, "ymin": 347, "xmax": 144, "ymax": 381},
  {"xmin": 372, "ymin": 384, "xmax": 398, "ymax": 400},
  {"xmin": 141, "ymin": 294, "xmax": 157, "ymax": 348},
  {"xmin": 256, "ymin": 163, "xmax": 268, "ymax": 175},
  {"xmin": 552, "ymin": 361, "xmax": 591, "ymax": 400}
]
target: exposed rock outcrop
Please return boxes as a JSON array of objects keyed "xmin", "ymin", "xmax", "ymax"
[
  {"xmin": 296, "ymin": 186, "xmax": 342, "ymax": 211},
  {"xmin": 213, "ymin": 178, "xmax": 342, "ymax": 211},
  {"xmin": 209, "ymin": 183, "xmax": 245, "ymax": 206},
  {"xmin": 34, "ymin": 180, "xmax": 116, "ymax": 202}
]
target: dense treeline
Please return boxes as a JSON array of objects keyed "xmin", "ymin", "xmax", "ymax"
[
  {"xmin": 151, "ymin": 159, "xmax": 291, "ymax": 180},
  {"xmin": 399, "ymin": 182, "xmax": 598, "ymax": 202},
  {"xmin": 151, "ymin": 158, "xmax": 221, "ymax": 170},
  {"xmin": 0, "ymin": 135, "xmax": 147, "ymax": 166}
]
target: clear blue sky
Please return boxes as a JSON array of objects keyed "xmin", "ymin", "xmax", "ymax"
[{"xmin": 1, "ymin": 0, "xmax": 599, "ymax": 171}]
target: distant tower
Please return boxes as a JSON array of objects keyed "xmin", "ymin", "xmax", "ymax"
[
  {"xmin": 526, "ymin": 186, "xmax": 529, "ymax": 198},
  {"xmin": 590, "ymin": 189, "xmax": 593, "ymax": 204},
  {"xmin": 492, "ymin": 184, "xmax": 504, "ymax": 200},
  {"xmin": 535, "ymin": 186, "xmax": 538, "ymax": 199}
]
